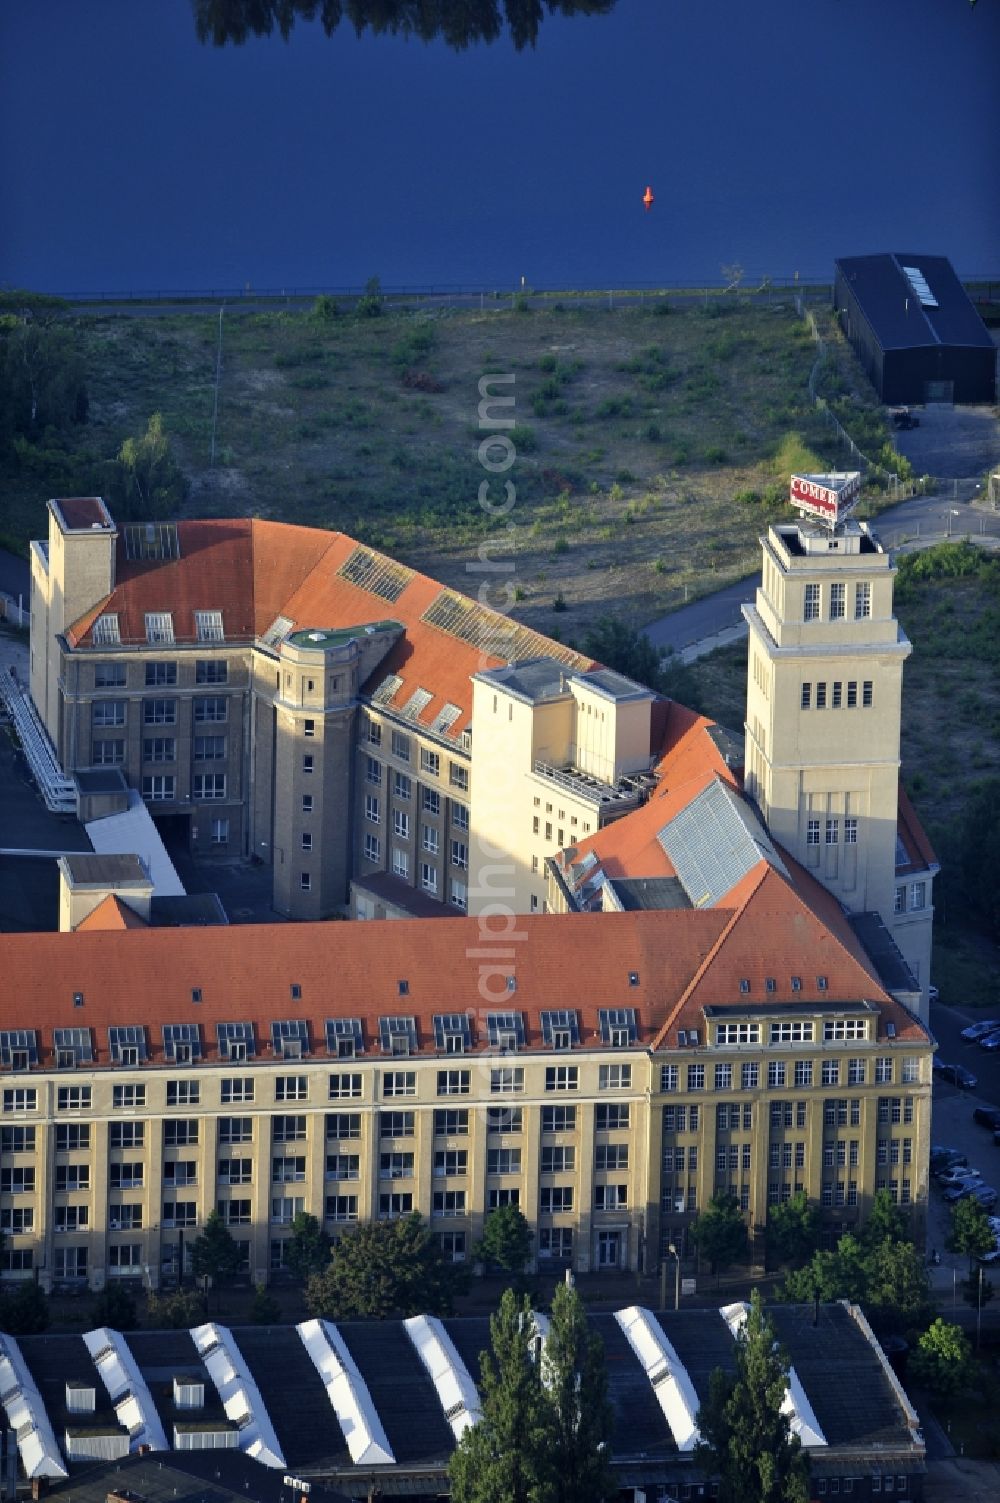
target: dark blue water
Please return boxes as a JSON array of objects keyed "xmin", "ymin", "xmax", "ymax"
[{"xmin": 2, "ymin": 0, "xmax": 998, "ymax": 295}]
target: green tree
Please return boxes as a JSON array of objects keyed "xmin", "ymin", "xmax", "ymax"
[
  {"xmin": 476, "ymin": 1205, "xmax": 534, "ymax": 1279},
  {"xmin": 190, "ymin": 1209, "xmax": 242, "ymax": 1303},
  {"xmin": 861, "ymin": 1188, "xmax": 907, "ymax": 1250},
  {"xmin": 909, "ymin": 1319, "xmax": 974, "ymax": 1398},
  {"xmin": 250, "ymin": 1284, "xmax": 282, "ymax": 1323},
  {"xmin": 113, "ymin": 412, "xmax": 188, "ymax": 520},
  {"xmin": 90, "ymin": 1284, "xmax": 139, "ymax": 1331},
  {"xmin": 959, "ymin": 778, "xmax": 1000, "ymax": 939},
  {"xmin": 946, "ymin": 1196, "xmax": 996, "ymax": 1268},
  {"xmin": 694, "ymin": 1289, "xmax": 809, "ymax": 1503},
  {"xmin": 862, "ymin": 1238, "xmax": 932, "ymax": 1334},
  {"xmin": 146, "ymin": 1287, "xmax": 207, "ymax": 1329},
  {"xmin": 305, "ymin": 1213, "xmax": 465, "ymax": 1320},
  {"xmin": 766, "ymin": 1192, "xmax": 821, "ymax": 1267},
  {"xmin": 691, "ymin": 1192, "xmax": 747, "ymax": 1278},
  {"xmin": 544, "ymin": 1280, "xmax": 615, "ymax": 1503},
  {"xmin": 0, "ymin": 1281, "xmax": 50, "ymax": 1335},
  {"xmin": 582, "ymin": 615, "xmax": 702, "ymax": 706},
  {"xmin": 449, "ymin": 1288, "xmax": 556, "ymax": 1503},
  {"xmin": 356, "ymin": 276, "xmax": 385, "ymax": 318},
  {"xmin": 285, "ymin": 1211, "xmax": 331, "ymax": 1282},
  {"xmin": 0, "ymin": 321, "xmax": 87, "ymax": 439}
]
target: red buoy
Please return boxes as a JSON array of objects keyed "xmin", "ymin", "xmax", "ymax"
[{"xmin": 642, "ymin": 185, "xmax": 654, "ymax": 211}]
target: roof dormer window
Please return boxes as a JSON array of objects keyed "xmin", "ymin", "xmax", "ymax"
[
  {"xmin": 145, "ymin": 612, "xmax": 175, "ymax": 645},
  {"xmin": 195, "ymin": 610, "xmax": 224, "ymax": 643}
]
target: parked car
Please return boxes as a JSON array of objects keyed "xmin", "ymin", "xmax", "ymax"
[
  {"xmin": 978, "ymin": 1245, "xmax": 1000, "ymax": 1265},
  {"xmin": 954, "ymin": 1066, "xmax": 979, "ymax": 1090},
  {"xmin": 962, "ymin": 1019, "xmax": 1000, "ymax": 1042},
  {"xmin": 943, "ymin": 1180, "xmax": 992, "ymax": 1204},
  {"xmin": 973, "ymin": 1107, "xmax": 1000, "ymax": 1130},
  {"xmin": 971, "ymin": 1186, "xmax": 998, "ymax": 1210},
  {"xmin": 931, "ymin": 1145, "xmax": 967, "ymax": 1170},
  {"xmin": 890, "ymin": 406, "xmax": 920, "ymax": 430},
  {"xmin": 979, "ymin": 1031, "xmax": 1000, "ymax": 1052},
  {"xmin": 938, "ymin": 1167, "xmax": 982, "ymax": 1190}
]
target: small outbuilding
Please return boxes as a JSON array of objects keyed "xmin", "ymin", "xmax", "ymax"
[{"xmin": 834, "ymin": 252, "xmax": 996, "ymax": 405}]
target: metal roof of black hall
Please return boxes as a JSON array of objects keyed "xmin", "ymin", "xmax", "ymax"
[
  {"xmin": 42, "ymin": 1449, "xmax": 355, "ymax": 1503},
  {"xmin": 835, "ymin": 253, "xmax": 995, "ymax": 353}
]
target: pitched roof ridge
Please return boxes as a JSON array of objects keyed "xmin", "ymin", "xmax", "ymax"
[{"xmin": 650, "ymin": 862, "xmax": 770, "ymax": 1046}]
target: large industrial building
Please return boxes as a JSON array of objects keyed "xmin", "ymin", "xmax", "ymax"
[
  {"xmin": 833, "ymin": 252, "xmax": 996, "ymax": 405},
  {"xmin": 5, "ymin": 1305, "xmax": 927, "ymax": 1499},
  {"xmin": 0, "ymin": 495, "xmax": 940, "ymax": 1291}
]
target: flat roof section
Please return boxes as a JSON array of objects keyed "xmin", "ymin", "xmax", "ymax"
[
  {"xmin": 60, "ymin": 853, "xmax": 148, "ymax": 887},
  {"xmin": 50, "ymin": 497, "xmax": 115, "ymax": 533},
  {"xmin": 569, "ymin": 667, "xmax": 653, "ymax": 703},
  {"xmin": 474, "ymin": 656, "xmax": 573, "ymax": 705},
  {"xmin": 288, "ymin": 621, "xmax": 401, "ymax": 650}
]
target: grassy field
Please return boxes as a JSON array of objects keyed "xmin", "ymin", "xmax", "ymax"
[
  {"xmin": 692, "ymin": 545, "xmax": 1000, "ymax": 1006},
  {"xmin": 2, "ymin": 298, "xmax": 898, "ymax": 635}
]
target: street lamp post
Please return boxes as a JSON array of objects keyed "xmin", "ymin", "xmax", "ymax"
[{"xmin": 660, "ymin": 1242, "xmax": 681, "ymax": 1311}]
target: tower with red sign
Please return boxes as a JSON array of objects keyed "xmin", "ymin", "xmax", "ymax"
[{"xmin": 741, "ymin": 502, "xmax": 937, "ymax": 1018}]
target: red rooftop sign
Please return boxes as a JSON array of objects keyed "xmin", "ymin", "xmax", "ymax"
[{"xmin": 790, "ymin": 471, "xmax": 861, "ymax": 527}]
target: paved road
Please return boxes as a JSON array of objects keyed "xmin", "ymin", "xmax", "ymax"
[{"xmin": 644, "ymin": 494, "xmax": 1000, "ymax": 654}]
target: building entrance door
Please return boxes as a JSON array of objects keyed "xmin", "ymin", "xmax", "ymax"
[{"xmin": 596, "ymin": 1230, "xmax": 622, "ymax": 1268}]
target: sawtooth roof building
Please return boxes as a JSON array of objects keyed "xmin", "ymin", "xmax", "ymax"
[{"xmin": 8, "ymin": 1306, "xmax": 925, "ymax": 1500}]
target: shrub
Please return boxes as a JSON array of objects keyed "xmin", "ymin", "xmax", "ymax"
[{"xmin": 311, "ymin": 294, "xmax": 339, "ymax": 321}]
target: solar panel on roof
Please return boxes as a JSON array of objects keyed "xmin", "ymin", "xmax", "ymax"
[
  {"xmin": 901, "ymin": 265, "xmax": 939, "ymax": 308},
  {"xmin": 123, "ymin": 523, "xmax": 180, "ymax": 562},
  {"xmin": 339, "ymin": 546, "xmax": 413, "ymax": 603},
  {"xmin": 422, "ymin": 590, "xmax": 583, "ymax": 666},
  {"xmin": 658, "ymin": 779, "xmax": 788, "ymax": 908}
]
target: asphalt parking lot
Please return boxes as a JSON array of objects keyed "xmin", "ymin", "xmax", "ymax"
[{"xmin": 927, "ymin": 1002, "xmax": 1000, "ymax": 1287}]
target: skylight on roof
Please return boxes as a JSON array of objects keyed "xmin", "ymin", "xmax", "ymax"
[
  {"xmin": 431, "ymin": 703, "xmax": 462, "ymax": 735},
  {"xmin": 401, "ymin": 687, "xmax": 433, "ymax": 721},
  {"xmin": 901, "ymin": 265, "xmax": 938, "ymax": 308},
  {"xmin": 262, "ymin": 615, "xmax": 294, "ymax": 647},
  {"xmin": 145, "ymin": 612, "xmax": 175, "ymax": 645},
  {"xmin": 372, "ymin": 674, "xmax": 403, "ymax": 706},
  {"xmin": 657, "ymin": 778, "xmax": 788, "ymax": 909},
  {"xmin": 195, "ymin": 610, "xmax": 224, "ymax": 643},
  {"xmin": 339, "ymin": 546, "xmax": 413, "ymax": 603},
  {"xmin": 124, "ymin": 522, "xmax": 180, "ymax": 562}
]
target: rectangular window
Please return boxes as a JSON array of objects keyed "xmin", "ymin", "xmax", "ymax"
[
  {"xmin": 143, "ymin": 698, "xmax": 176, "ymax": 725},
  {"xmin": 92, "ymin": 738, "xmax": 125, "ymax": 764},
  {"xmin": 490, "ymin": 1067, "xmax": 525, "ymax": 1094},
  {"xmin": 194, "ymin": 696, "xmax": 228, "ymax": 723},
  {"xmin": 379, "ymin": 1191, "xmax": 413, "ymax": 1218},
  {"xmin": 95, "ymin": 662, "xmax": 126, "ymax": 688},
  {"xmin": 826, "ymin": 818, "xmax": 839, "ymax": 845},
  {"xmin": 542, "ymin": 1106, "xmax": 577, "ymax": 1132},
  {"xmin": 804, "ymin": 583, "xmax": 820, "ymax": 621},
  {"xmin": 112, "ymin": 1083, "xmax": 146, "ymax": 1109},
  {"xmin": 450, "ymin": 762, "xmax": 470, "ymax": 792},
  {"xmin": 325, "ymin": 1153, "xmax": 360, "ymax": 1180},
  {"xmin": 855, "ymin": 581, "xmax": 872, "ymax": 619},
  {"xmin": 142, "ymin": 773, "xmax": 175, "ymax": 802},
  {"xmin": 218, "ymin": 1118, "xmax": 252, "ymax": 1145},
  {"xmin": 830, "ymin": 582, "xmax": 845, "ymax": 620},
  {"xmin": 145, "ymin": 661, "xmax": 177, "ymax": 686},
  {"xmin": 110, "ymin": 1121, "xmax": 144, "ymax": 1148},
  {"xmin": 875, "ymin": 1057, "xmax": 893, "ymax": 1084},
  {"xmin": 832, "ymin": 681, "xmax": 842, "ymax": 708},
  {"xmin": 715, "ymin": 1064, "xmax": 733, "ymax": 1091},
  {"xmin": 326, "ymin": 1113, "xmax": 361, "ymax": 1140},
  {"xmin": 434, "ymin": 1149, "xmax": 469, "ymax": 1177},
  {"xmin": 364, "ymin": 833, "xmax": 381, "ymax": 863},
  {"xmin": 910, "ymin": 882, "xmax": 926, "ymax": 911},
  {"xmin": 383, "ymin": 1071, "xmax": 416, "ymax": 1098},
  {"xmin": 437, "ymin": 1070, "xmax": 470, "ymax": 1097},
  {"xmin": 167, "ymin": 1080, "xmax": 200, "ymax": 1106},
  {"xmin": 594, "ymin": 1184, "xmax": 627, "ymax": 1212},
  {"xmin": 195, "ymin": 659, "xmax": 228, "ymax": 684},
  {"xmin": 598, "ymin": 1064, "xmax": 632, "ymax": 1090},
  {"xmin": 794, "ymin": 1061, "xmax": 813, "ymax": 1087},
  {"xmin": 540, "ymin": 1186, "xmax": 574, "ymax": 1214},
  {"xmin": 142, "ymin": 736, "xmax": 176, "ymax": 764},
  {"xmin": 597, "ymin": 1104, "xmax": 629, "ymax": 1131},
  {"xmin": 453, "ymin": 802, "xmax": 470, "ymax": 832},
  {"xmin": 221, "ymin": 1078, "xmax": 254, "ymax": 1103},
  {"xmin": 545, "ymin": 1065, "xmax": 579, "ymax": 1092},
  {"xmin": 432, "ymin": 1190, "xmax": 466, "ymax": 1217},
  {"xmin": 768, "ymin": 1061, "xmax": 786, "ymax": 1088},
  {"xmin": 807, "ymin": 818, "xmax": 820, "ymax": 847},
  {"xmin": 392, "ymin": 847, "xmax": 409, "ymax": 879},
  {"xmin": 56, "ymin": 1085, "xmax": 92, "ymax": 1111},
  {"xmin": 423, "ymin": 787, "xmax": 440, "ymax": 815},
  {"xmin": 393, "ymin": 770, "xmax": 411, "ymax": 802},
  {"xmin": 687, "ymin": 1065, "xmax": 705, "ymax": 1091},
  {"xmin": 822, "ymin": 1060, "xmax": 840, "ymax": 1086},
  {"xmin": 801, "ymin": 682, "xmax": 811, "ymax": 709},
  {"xmin": 742, "ymin": 1062, "xmax": 759, "ymax": 1089},
  {"xmin": 93, "ymin": 700, "xmax": 126, "ymax": 728},
  {"xmin": 366, "ymin": 756, "xmax": 382, "ymax": 787},
  {"xmin": 194, "ymin": 735, "xmax": 226, "ymax": 761},
  {"xmin": 594, "ymin": 1143, "xmax": 627, "ymax": 1171},
  {"xmin": 770, "ymin": 1022, "xmax": 814, "ymax": 1044},
  {"xmin": 422, "ymin": 824, "xmax": 439, "ymax": 853},
  {"xmin": 193, "ymin": 772, "xmax": 227, "ymax": 801},
  {"xmin": 326, "ymin": 1195, "xmax": 359, "ymax": 1222},
  {"xmin": 272, "ymin": 1115, "xmax": 306, "ymax": 1142},
  {"xmin": 863, "ymin": 681, "xmax": 873, "ymax": 707},
  {"xmin": 844, "ymin": 817, "xmax": 858, "ymax": 844},
  {"xmin": 435, "ymin": 1109, "xmax": 469, "ymax": 1136},
  {"xmin": 816, "ymin": 682, "xmax": 827, "ymax": 709},
  {"xmin": 716, "ymin": 1023, "xmax": 760, "ymax": 1046}
]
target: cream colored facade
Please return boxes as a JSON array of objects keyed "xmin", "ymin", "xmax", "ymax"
[
  {"xmin": 0, "ymin": 1012, "xmax": 931, "ymax": 1289},
  {"xmin": 469, "ymin": 665, "xmax": 657, "ymax": 916},
  {"xmin": 743, "ymin": 520, "xmax": 936, "ymax": 1013}
]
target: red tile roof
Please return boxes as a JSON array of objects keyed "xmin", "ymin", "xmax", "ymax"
[
  {"xmin": 75, "ymin": 894, "xmax": 148, "ymax": 932},
  {"xmin": 896, "ymin": 787, "xmax": 939, "ymax": 874},
  {"xmin": 65, "ymin": 516, "xmax": 591, "ymax": 744},
  {"xmin": 0, "ymin": 909, "xmax": 729, "ymax": 1065}
]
